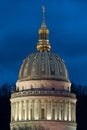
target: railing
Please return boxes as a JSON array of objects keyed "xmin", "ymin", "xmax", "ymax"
[{"xmin": 11, "ymin": 89, "xmax": 76, "ymax": 98}]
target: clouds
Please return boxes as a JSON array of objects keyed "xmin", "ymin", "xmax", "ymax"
[{"xmin": 0, "ymin": 0, "xmax": 87, "ymax": 85}]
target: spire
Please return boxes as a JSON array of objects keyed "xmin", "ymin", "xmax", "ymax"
[
  {"xmin": 42, "ymin": 6, "xmax": 45, "ymax": 22},
  {"xmin": 42, "ymin": 6, "xmax": 46, "ymax": 27},
  {"xmin": 36, "ymin": 6, "xmax": 51, "ymax": 51}
]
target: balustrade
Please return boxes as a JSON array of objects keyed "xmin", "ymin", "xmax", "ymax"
[{"xmin": 11, "ymin": 89, "xmax": 76, "ymax": 98}]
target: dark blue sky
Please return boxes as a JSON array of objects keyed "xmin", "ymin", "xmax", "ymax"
[{"xmin": 0, "ymin": 0, "xmax": 87, "ymax": 86}]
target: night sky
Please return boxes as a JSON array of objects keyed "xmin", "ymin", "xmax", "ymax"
[{"xmin": 0, "ymin": 0, "xmax": 87, "ymax": 86}]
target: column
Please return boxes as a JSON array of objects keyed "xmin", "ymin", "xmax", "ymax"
[
  {"xmin": 17, "ymin": 102, "xmax": 19, "ymax": 120},
  {"xmin": 51, "ymin": 100, "xmax": 53, "ymax": 120},
  {"xmin": 64, "ymin": 101, "xmax": 67, "ymax": 121},
  {"xmin": 47, "ymin": 100, "xmax": 51, "ymax": 120},
  {"xmin": 39, "ymin": 100, "xmax": 41, "ymax": 119},
  {"xmin": 67, "ymin": 102, "xmax": 69, "ymax": 121},
  {"xmin": 19, "ymin": 101, "xmax": 22, "ymax": 121},
  {"xmin": 21, "ymin": 101, "xmax": 23, "ymax": 120},
  {"xmin": 25, "ymin": 100, "xmax": 28, "ymax": 120},
  {"xmin": 37, "ymin": 100, "xmax": 40, "ymax": 119},
  {"xmin": 55, "ymin": 101, "xmax": 57, "ymax": 120},
  {"xmin": 31, "ymin": 100, "xmax": 34, "ymax": 120},
  {"xmin": 52, "ymin": 100, "xmax": 55, "ymax": 120},
  {"xmin": 74, "ymin": 103, "xmax": 76, "ymax": 122},
  {"xmin": 15, "ymin": 102, "xmax": 18, "ymax": 121},
  {"xmin": 34, "ymin": 100, "xmax": 36, "ymax": 120},
  {"xmin": 59, "ymin": 101, "xmax": 61, "ymax": 120},
  {"xmin": 63, "ymin": 101, "xmax": 65, "ymax": 120},
  {"xmin": 28, "ymin": 100, "xmax": 30, "ymax": 120},
  {"xmin": 34, "ymin": 99, "xmax": 39, "ymax": 120},
  {"xmin": 29, "ymin": 100, "xmax": 32, "ymax": 120},
  {"xmin": 14, "ymin": 102, "xmax": 16, "ymax": 121},
  {"xmin": 69, "ymin": 102, "xmax": 71, "ymax": 121},
  {"xmin": 57, "ymin": 100, "xmax": 59, "ymax": 120},
  {"xmin": 71, "ymin": 102, "xmax": 72, "ymax": 121},
  {"xmin": 61, "ymin": 102, "xmax": 63, "ymax": 120}
]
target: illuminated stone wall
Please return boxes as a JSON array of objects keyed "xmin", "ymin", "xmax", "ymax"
[
  {"xmin": 11, "ymin": 97, "xmax": 76, "ymax": 122},
  {"xmin": 16, "ymin": 80, "xmax": 71, "ymax": 92},
  {"xmin": 10, "ymin": 88, "xmax": 76, "ymax": 130}
]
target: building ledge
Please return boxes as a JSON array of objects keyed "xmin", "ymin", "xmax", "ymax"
[{"xmin": 11, "ymin": 89, "xmax": 76, "ymax": 98}]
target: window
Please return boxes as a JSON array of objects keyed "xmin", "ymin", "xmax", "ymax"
[
  {"xmin": 60, "ymin": 103, "xmax": 63, "ymax": 120},
  {"xmin": 41, "ymin": 108, "xmax": 45, "ymax": 119},
  {"xmin": 52, "ymin": 109, "xmax": 55, "ymax": 120},
  {"xmin": 30, "ymin": 108, "xmax": 33, "ymax": 120}
]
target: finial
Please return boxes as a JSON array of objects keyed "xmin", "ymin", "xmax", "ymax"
[{"xmin": 36, "ymin": 5, "xmax": 51, "ymax": 51}]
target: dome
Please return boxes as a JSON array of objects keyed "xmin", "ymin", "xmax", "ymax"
[
  {"xmin": 18, "ymin": 6, "xmax": 70, "ymax": 83},
  {"xmin": 18, "ymin": 51, "xmax": 69, "ymax": 82}
]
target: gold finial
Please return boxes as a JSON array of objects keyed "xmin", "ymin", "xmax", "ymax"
[{"xmin": 36, "ymin": 6, "xmax": 51, "ymax": 51}]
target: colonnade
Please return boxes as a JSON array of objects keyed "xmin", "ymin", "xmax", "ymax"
[{"xmin": 11, "ymin": 99, "xmax": 76, "ymax": 122}]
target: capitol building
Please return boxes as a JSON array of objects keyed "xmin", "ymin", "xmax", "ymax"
[{"xmin": 10, "ymin": 6, "xmax": 77, "ymax": 130}]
